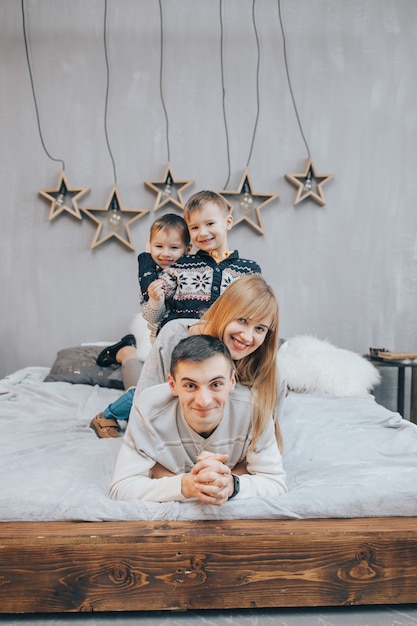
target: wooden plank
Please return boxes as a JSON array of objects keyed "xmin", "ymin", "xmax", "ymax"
[{"xmin": 1, "ymin": 518, "xmax": 417, "ymax": 613}]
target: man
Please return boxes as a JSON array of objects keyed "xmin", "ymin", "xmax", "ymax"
[{"xmin": 110, "ymin": 335, "xmax": 286, "ymax": 505}]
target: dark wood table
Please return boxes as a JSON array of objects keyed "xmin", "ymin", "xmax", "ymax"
[{"xmin": 367, "ymin": 357, "xmax": 417, "ymax": 424}]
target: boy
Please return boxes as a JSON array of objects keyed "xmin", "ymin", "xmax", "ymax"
[
  {"xmin": 90, "ymin": 213, "xmax": 190, "ymax": 439},
  {"xmin": 109, "ymin": 335, "xmax": 286, "ymax": 504},
  {"xmin": 137, "ymin": 213, "xmax": 191, "ymax": 341},
  {"xmin": 142, "ymin": 190, "xmax": 261, "ymax": 331}
]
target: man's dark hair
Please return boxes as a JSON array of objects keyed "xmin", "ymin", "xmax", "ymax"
[{"xmin": 170, "ymin": 335, "xmax": 234, "ymax": 377}]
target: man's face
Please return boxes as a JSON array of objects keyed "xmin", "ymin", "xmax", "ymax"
[{"xmin": 168, "ymin": 354, "xmax": 236, "ymax": 435}]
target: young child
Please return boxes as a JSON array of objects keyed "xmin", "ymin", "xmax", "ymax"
[
  {"xmin": 141, "ymin": 190, "xmax": 262, "ymax": 331},
  {"xmin": 90, "ymin": 213, "xmax": 191, "ymax": 439},
  {"xmin": 137, "ymin": 213, "xmax": 192, "ymax": 342}
]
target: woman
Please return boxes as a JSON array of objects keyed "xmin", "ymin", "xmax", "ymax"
[{"xmin": 92, "ymin": 274, "xmax": 284, "ymax": 450}]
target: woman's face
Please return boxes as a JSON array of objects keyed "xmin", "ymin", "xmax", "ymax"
[{"xmin": 222, "ymin": 315, "xmax": 273, "ymax": 361}]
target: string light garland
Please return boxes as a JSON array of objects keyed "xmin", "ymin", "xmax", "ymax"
[
  {"xmin": 217, "ymin": 0, "xmax": 278, "ymax": 235},
  {"xmin": 278, "ymin": 0, "xmax": 333, "ymax": 206},
  {"xmin": 21, "ymin": 0, "xmax": 90, "ymax": 221},
  {"xmin": 144, "ymin": 0, "xmax": 193, "ymax": 212},
  {"xmin": 81, "ymin": 0, "xmax": 148, "ymax": 250}
]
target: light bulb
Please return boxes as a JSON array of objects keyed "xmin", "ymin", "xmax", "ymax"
[
  {"xmin": 303, "ymin": 169, "xmax": 313, "ymax": 194},
  {"xmin": 107, "ymin": 197, "xmax": 122, "ymax": 231},
  {"xmin": 160, "ymin": 174, "xmax": 173, "ymax": 201},
  {"xmin": 107, "ymin": 209, "xmax": 122, "ymax": 231},
  {"xmin": 239, "ymin": 181, "xmax": 254, "ymax": 213},
  {"xmin": 56, "ymin": 182, "xmax": 67, "ymax": 207},
  {"xmin": 161, "ymin": 182, "xmax": 172, "ymax": 200}
]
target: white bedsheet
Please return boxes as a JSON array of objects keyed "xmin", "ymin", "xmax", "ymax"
[{"xmin": 1, "ymin": 367, "xmax": 417, "ymax": 521}]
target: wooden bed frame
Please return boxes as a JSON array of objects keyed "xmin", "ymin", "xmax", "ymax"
[{"xmin": 1, "ymin": 516, "xmax": 417, "ymax": 613}]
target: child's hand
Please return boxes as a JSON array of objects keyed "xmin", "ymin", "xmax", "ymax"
[{"xmin": 147, "ymin": 278, "xmax": 165, "ymax": 301}]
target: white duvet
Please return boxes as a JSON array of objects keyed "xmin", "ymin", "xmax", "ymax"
[{"xmin": 1, "ymin": 366, "xmax": 417, "ymax": 521}]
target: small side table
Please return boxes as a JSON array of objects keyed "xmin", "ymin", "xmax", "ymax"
[{"xmin": 366, "ymin": 357, "xmax": 417, "ymax": 424}]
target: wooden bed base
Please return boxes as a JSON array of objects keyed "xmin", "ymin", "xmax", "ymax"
[{"xmin": 1, "ymin": 517, "xmax": 417, "ymax": 613}]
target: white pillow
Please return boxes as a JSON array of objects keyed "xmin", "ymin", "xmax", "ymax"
[{"xmin": 278, "ymin": 335, "xmax": 381, "ymax": 396}]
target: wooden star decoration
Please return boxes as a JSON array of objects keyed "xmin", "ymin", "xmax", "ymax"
[
  {"xmin": 144, "ymin": 163, "xmax": 194, "ymax": 212},
  {"xmin": 285, "ymin": 157, "xmax": 333, "ymax": 206},
  {"xmin": 217, "ymin": 169, "xmax": 278, "ymax": 235},
  {"xmin": 81, "ymin": 185, "xmax": 149, "ymax": 251},
  {"xmin": 39, "ymin": 171, "xmax": 90, "ymax": 221}
]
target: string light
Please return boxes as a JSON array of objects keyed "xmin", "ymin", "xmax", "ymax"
[
  {"xmin": 278, "ymin": 0, "xmax": 310, "ymax": 158},
  {"xmin": 220, "ymin": 0, "xmax": 260, "ymax": 211},
  {"xmin": 21, "ymin": 0, "xmax": 65, "ymax": 170},
  {"xmin": 158, "ymin": 0, "xmax": 171, "ymax": 164},
  {"xmin": 103, "ymin": 0, "xmax": 117, "ymax": 186}
]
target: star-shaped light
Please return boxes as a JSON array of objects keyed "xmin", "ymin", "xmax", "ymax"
[
  {"xmin": 39, "ymin": 171, "xmax": 90, "ymax": 221},
  {"xmin": 217, "ymin": 169, "xmax": 278, "ymax": 235},
  {"xmin": 285, "ymin": 157, "xmax": 333, "ymax": 206},
  {"xmin": 144, "ymin": 163, "xmax": 194, "ymax": 212},
  {"xmin": 81, "ymin": 185, "xmax": 149, "ymax": 251}
]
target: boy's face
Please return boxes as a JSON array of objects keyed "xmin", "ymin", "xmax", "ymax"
[
  {"xmin": 150, "ymin": 228, "xmax": 189, "ymax": 268},
  {"xmin": 185, "ymin": 203, "xmax": 233, "ymax": 256},
  {"xmin": 168, "ymin": 354, "xmax": 236, "ymax": 435}
]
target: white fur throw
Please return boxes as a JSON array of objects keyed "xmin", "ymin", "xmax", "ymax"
[
  {"xmin": 278, "ymin": 335, "xmax": 381, "ymax": 396},
  {"xmin": 129, "ymin": 312, "xmax": 153, "ymax": 362}
]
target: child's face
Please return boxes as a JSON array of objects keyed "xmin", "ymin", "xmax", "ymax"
[
  {"xmin": 150, "ymin": 228, "xmax": 189, "ymax": 268},
  {"xmin": 185, "ymin": 203, "xmax": 233, "ymax": 255}
]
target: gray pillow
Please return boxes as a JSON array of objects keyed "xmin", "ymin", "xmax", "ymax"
[{"xmin": 44, "ymin": 346, "xmax": 124, "ymax": 389}]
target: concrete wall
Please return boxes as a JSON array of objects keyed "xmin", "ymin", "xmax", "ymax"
[{"xmin": 1, "ymin": 0, "xmax": 416, "ymax": 413}]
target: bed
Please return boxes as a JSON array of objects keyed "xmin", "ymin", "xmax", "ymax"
[{"xmin": 2, "ymin": 336, "xmax": 417, "ymax": 613}]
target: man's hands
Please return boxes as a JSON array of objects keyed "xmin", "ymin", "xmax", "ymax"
[{"xmin": 181, "ymin": 451, "xmax": 234, "ymax": 506}]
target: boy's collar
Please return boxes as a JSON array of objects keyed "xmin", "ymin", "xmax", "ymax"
[{"xmin": 208, "ymin": 250, "xmax": 234, "ymax": 262}]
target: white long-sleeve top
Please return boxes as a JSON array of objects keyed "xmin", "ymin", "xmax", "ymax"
[{"xmin": 110, "ymin": 382, "xmax": 287, "ymax": 503}]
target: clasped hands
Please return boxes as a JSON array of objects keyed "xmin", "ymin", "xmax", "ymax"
[{"xmin": 182, "ymin": 451, "xmax": 233, "ymax": 506}]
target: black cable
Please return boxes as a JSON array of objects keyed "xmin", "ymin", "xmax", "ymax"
[
  {"xmin": 246, "ymin": 0, "xmax": 261, "ymax": 169},
  {"xmin": 278, "ymin": 0, "xmax": 311, "ymax": 157},
  {"xmin": 158, "ymin": 0, "xmax": 170, "ymax": 163},
  {"xmin": 219, "ymin": 0, "xmax": 231, "ymax": 189},
  {"xmin": 21, "ymin": 0, "xmax": 65, "ymax": 170},
  {"xmin": 103, "ymin": 0, "xmax": 118, "ymax": 184}
]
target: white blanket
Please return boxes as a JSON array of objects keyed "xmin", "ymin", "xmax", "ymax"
[{"xmin": 1, "ymin": 367, "xmax": 417, "ymax": 521}]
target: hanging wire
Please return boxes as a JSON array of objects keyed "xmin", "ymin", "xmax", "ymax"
[
  {"xmin": 158, "ymin": 0, "xmax": 171, "ymax": 163},
  {"xmin": 245, "ymin": 0, "xmax": 261, "ymax": 169},
  {"xmin": 21, "ymin": 0, "xmax": 65, "ymax": 170},
  {"xmin": 219, "ymin": 0, "xmax": 231, "ymax": 189},
  {"xmin": 278, "ymin": 0, "xmax": 311, "ymax": 157},
  {"xmin": 103, "ymin": 0, "xmax": 118, "ymax": 184}
]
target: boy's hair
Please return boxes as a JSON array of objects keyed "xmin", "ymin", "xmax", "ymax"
[
  {"xmin": 170, "ymin": 335, "xmax": 234, "ymax": 378},
  {"xmin": 183, "ymin": 190, "xmax": 230, "ymax": 220},
  {"xmin": 149, "ymin": 213, "xmax": 190, "ymax": 247}
]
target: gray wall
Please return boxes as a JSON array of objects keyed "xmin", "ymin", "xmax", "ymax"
[{"xmin": 1, "ymin": 0, "xmax": 416, "ymax": 413}]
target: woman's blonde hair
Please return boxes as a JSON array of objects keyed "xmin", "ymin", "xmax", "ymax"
[{"xmin": 198, "ymin": 274, "xmax": 282, "ymax": 451}]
